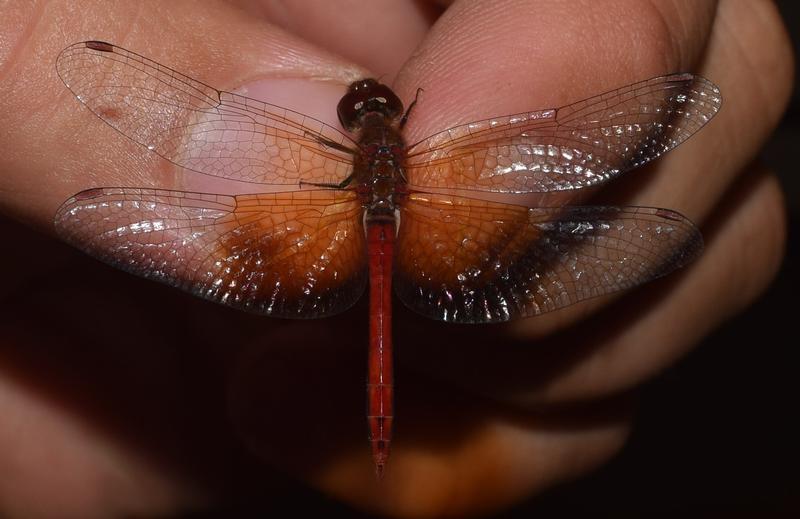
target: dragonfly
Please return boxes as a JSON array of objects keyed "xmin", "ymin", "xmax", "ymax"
[{"xmin": 54, "ymin": 40, "xmax": 721, "ymax": 475}]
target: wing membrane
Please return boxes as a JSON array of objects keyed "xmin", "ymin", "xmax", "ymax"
[
  {"xmin": 56, "ymin": 41, "xmax": 354, "ymax": 186},
  {"xmin": 395, "ymin": 193, "xmax": 702, "ymax": 323},
  {"xmin": 55, "ymin": 187, "xmax": 367, "ymax": 317},
  {"xmin": 405, "ymin": 74, "xmax": 721, "ymax": 193}
]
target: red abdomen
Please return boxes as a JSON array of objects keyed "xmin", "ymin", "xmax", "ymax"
[{"xmin": 367, "ymin": 220, "xmax": 395, "ymax": 475}]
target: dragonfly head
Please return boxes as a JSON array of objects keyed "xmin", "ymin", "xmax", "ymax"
[{"xmin": 338, "ymin": 78, "xmax": 403, "ymax": 131}]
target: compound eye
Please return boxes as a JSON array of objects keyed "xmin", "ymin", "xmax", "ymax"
[
  {"xmin": 367, "ymin": 84, "xmax": 403, "ymax": 119},
  {"xmin": 337, "ymin": 79, "xmax": 378, "ymax": 130},
  {"xmin": 337, "ymin": 93, "xmax": 358, "ymax": 130},
  {"xmin": 337, "ymin": 79, "xmax": 404, "ymax": 130}
]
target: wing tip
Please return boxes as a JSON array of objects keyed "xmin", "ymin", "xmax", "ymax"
[{"xmin": 671, "ymin": 73, "xmax": 723, "ymax": 111}]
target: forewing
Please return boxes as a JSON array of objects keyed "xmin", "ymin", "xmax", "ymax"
[
  {"xmin": 56, "ymin": 41, "xmax": 354, "ymax": 185},
  {"xmin": 405, "ymin": 74, "xmax": 721, "ymax": 193},
  {"xmin": 395, "ymin": 193, "xmax": 702, "ymax": 323},
  {"xmin": 55, "ymin": 187, "xmax": 366, "ymax": 318}
]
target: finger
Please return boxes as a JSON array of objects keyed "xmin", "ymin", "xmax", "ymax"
[
  {"xmin": 508, "ymin": 0, "xmax": 795, "ymax": 401},
  {"xmin": 523, "ymin": 167, "xmax": 787, "ymax": 403},
  {"xmin": 396, "ymin": 0, "xmax": 719, "ymax": 146},
  {"xmin": 394, "ymin": 0, "xmax": 792, "ymax": 390},
  {"xmin": 0, "ymin": 0, "xmax": 363, "ymax": 230},
  {"xmin": 606, "ymin": 0, "xmax": 796, "ymax": 219},
  {"xmin": 227, "ymin": 0, "xmax": 436, "ymax": 78}
]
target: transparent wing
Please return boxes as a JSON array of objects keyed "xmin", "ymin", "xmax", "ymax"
[
  {"xmin": 55, "ymin": 187, "xmax": 367, "ymax": 318},
  {"xmin": 405, "ymin": 74, "xmax": 721, "ymax": 193},
  {"xmin": 56, "ymin": 41, "xmax": 354, "ymax": 186},
  {"xmin": 395, "ymin": 193, "xmax": 702, "ymax": 323}
]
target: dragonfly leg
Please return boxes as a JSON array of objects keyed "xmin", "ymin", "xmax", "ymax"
[
  {"xmin": 399, "ymin": 87, "xmax": 423, "ymax": 130},
  {"xmin": 397, "ymin": 166, "xmax": 408, "ymax": 184},
  {"xmin": 298, "ymin": 132, "xmax": 357, "ymax": 189},
  {"xmin": 299, "ymin": 172, "xmax": 355, "ymax": 190}
]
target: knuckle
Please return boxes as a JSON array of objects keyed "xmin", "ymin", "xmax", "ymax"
[{"xmin": 730, "ymin": 170, "xmax": 787, "ymax": 305}]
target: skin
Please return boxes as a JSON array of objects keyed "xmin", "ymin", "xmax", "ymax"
[{"xmin": 0, "ymin": 0, "xmax": 793, "ymax": 517}]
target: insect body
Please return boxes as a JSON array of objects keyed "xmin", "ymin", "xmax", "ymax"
[
  {"xmin": 335, "ymin": 78, "xmax": 413, "ymax": 471},
  {"xmin": 54, "ymin": 41, "xmax": 721, "ymax": 474}
]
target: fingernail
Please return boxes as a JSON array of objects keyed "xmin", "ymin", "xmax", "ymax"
[{"xmin": 181, "ymin": 79, "xmax": 347, "ymax": 194}]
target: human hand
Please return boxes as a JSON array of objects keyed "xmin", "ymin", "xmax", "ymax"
[{"xmin": 0, "ymin": 0, "xmax": 792, "ymax": 517}]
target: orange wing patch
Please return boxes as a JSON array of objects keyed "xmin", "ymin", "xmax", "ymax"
[
  {"xmin": 55, "ymin": 188, "xmax": 367, "ymax": 317},
  {"xmin": 395, "ymin": 193, "xmax": 702, "ymax": 323}
]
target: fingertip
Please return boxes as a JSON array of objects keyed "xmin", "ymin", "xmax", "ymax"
[
  {"xmin": 239, "ymin": 0, "xmax": 433, "ymax": 79},
  {"xmin": 397, "ymin": 0, "xmax": 719, "ymax": 143}
]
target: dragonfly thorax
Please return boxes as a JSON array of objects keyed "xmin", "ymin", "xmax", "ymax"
[{"xmin": 354, "ymin": 114, "xmax": 407, "ymax": 218}]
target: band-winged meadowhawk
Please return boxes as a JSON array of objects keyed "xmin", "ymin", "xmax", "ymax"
[{"xmin": 54, "ymin": 41, "xmax": 721, "ymax": 474}]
